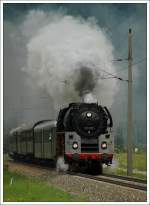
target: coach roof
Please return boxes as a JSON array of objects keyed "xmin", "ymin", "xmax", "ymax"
[{"xmin": 33, "ymin": 120, "xmax": 57, "ymax": 130}]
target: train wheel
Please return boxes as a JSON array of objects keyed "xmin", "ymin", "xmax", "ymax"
[
  {"xmin": 68, "ymin": 162, "xmax": 79, "ymax": 172},
  {"xmin": 89, "ymin": 161, "xmax": 103, "ymax": 175},
  {"xmin": 99, "ymin": 162, "xmax": 103, "ymax": 174}
]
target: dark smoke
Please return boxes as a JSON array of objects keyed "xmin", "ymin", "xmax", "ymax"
[{"xmin": 74, "ymin": 66, "xmax": 97, "ymax": 97}]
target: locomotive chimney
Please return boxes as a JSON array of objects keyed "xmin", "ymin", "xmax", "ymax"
[{"xmin": 81, "ymin": 90, "xmax": 89, "ymax": 103}]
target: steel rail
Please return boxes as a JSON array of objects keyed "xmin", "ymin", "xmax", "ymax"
[
  {"xmin": 6, "ymin": 159, "xmax": 55, "ymax": 171},
  {"xmin": 69, "ymin": 172, "xmax": 147, "ymax": 191},
  {"xmin": 102, "ymin": 173, "xmax": 147, "ymax": 184}
]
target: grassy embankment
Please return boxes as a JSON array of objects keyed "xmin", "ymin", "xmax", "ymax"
[
  {"xmin": 3, "ymin": 168, "xmax": 87, "ymax": 202},
  {"xmin": 104, "ymin": 152, "xmax": 147, "ymax": 179}
]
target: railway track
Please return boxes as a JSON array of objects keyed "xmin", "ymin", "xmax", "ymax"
[
  {"xmin": 69, "ymin": 172, "xmax": 147, "ymax": 191},
  {"xmin": 6, "ymin": 159, "xmax": 55, "ymax": 171},
  {"xmin": 6, "ymin": 160, "xmax": 147, "ymax": 191},
  {"xmin": 102, "ymin": 173, "xmax": 147, "ymax": 184}
]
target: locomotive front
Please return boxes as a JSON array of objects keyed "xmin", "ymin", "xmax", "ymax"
[{"xmin": 57, "ymin": 102, "xmax": 114, "ymax": 173}]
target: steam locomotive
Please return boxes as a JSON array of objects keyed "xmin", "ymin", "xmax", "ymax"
[
  {"xmin": 57, "ymin": 103, "xmax": 114, "ymax": 173},
  {"xmin": 8, "ymin": 102, "xmax": 114, "ymax": 174}
]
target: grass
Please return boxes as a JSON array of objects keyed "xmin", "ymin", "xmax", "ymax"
[
  {"xmin": 115, "ymin": 168, "xmax": 147, "ymax": 179},
  {"xmin": 104, "ymin": 152, "xmax": 147, "ymax": 179},
  {"xmin": 3, "ymin": 168, "xmax": 87, "ymax": 202},
  {"xmin": 3, "ymin": 154, "xmax": 11, "ymax": 161},
  {"xmin": 115, "ymin": 152, "xmax": 147, "ymax": 171}
]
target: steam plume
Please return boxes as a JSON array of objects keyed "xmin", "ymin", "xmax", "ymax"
[
  {"xmin": 56, "ymin": 157, "xmax": 69, "ymax": 172},
  {"xmin": 22, "ymin": 11, "xmax": 117, "ymax": 109}
]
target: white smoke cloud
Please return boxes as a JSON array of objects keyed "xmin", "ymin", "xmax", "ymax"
[
  {"xmin": 83, "ymin": 93, "xmax": 97, "ymax": 103},
  {"xmin": 56, "ymin": 157, "xmax": 69, "ymax": 172},
  {"xmin": 21, "ymin": 10, "xmax": 118, "ymax": 111}
]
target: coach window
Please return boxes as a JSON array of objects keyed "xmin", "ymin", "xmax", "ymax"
[{"xmin": 49, "ymin": 132, "xmax": 52, "ymax": 141}]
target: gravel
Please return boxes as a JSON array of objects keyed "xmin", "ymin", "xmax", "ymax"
[
  {"xmin": 6, "ymin": 161, "xmax": 147, "ymax": 202},
  {"xmin": 48, "ymin": 174, "xmax": 147, "ymax": 202}
]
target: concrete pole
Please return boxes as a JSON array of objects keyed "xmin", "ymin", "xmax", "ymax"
[{"xmin": 127, "ymin": 28, "xmax": 133, "ymax": 175}]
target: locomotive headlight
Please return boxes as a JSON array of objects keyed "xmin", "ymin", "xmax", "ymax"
[
  {"xmin": 101, "ymin": 142, "xmax": 107, "ymax": 149},
  {"xmin": 87, "ymin": 112, "xmax": 92, "ymax": 118},
  {"xmin": 72, "ymin": 142, "xmax": 78, "ymax": 149}
]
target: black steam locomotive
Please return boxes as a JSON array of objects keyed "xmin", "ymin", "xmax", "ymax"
[{"xmin": 57, "ymin": 103, "xmax": 114, "ymax": 173}]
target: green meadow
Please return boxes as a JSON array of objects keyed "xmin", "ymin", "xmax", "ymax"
[
  {"xmin": 104, "ymin": 152, "xmax": 147, "ymax": 179},
  {"xmin": 3, "ymin": 168, "xmax": 87, "ymax": 202}
]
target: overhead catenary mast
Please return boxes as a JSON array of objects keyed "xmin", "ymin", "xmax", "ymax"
[{"xmin": 127, "ymin": 28, "xmax": 133, "ymax": 175}]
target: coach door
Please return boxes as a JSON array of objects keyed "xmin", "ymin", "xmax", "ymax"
[
  {"xmin": 34, "ymin": 129, "xmax": 43, "ymax": 159},
  {"xmin": 43, "ymin": 127, "xmax": 56, "ymax": 159},
  {"xmin": 56, "ymin": 132, "xmax": 65, "ymax": 157}
]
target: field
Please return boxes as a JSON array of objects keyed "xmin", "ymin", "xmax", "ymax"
[
  {"xmin": 3, "ymin": 168, "xmax": 86, "ymax": 202},
  {"xmin": 115, "ymin": 152, "xmax": 147, "ymax": 171},
  {"xmin": 104, "ymin": 152, "xmax": 147, "ymax": 179}
]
